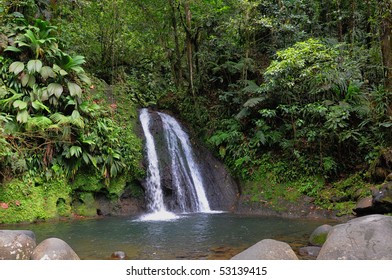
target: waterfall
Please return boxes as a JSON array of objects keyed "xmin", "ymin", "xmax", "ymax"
[{"xmin": 139, "ymin": 108, "xmax": 211, "ymax": 219}]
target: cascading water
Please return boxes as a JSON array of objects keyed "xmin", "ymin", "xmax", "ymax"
[
  {"xmin": 159, "ymin": 112, "xmax": 210, "ymax": 212},
  {"xmin": 139, "ymin": 109, "xmax": 178, "ymax": 220},
  {"xmin": 139, "ymin": 108, "xmax": 211, "ymax": 220}
]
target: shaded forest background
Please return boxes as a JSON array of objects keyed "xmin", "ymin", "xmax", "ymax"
[{"xmin": 0, "ymin": 0, "xmax": 391, "ymax": 222}]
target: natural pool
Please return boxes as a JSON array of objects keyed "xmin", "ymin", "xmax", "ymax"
[{"xmin": 0, "ymin": 213, "xmax": 333, "ymax": 259}]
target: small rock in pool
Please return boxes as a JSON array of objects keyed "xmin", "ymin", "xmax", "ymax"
[{"xmin": 111, "ymin": 251, "xmax": 128, "ymax": 260}]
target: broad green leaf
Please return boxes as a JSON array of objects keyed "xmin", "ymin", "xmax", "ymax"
[
  {"xmin": 78, "ymin": 73, "xmax": 91, "ymax": 85},
  {"xmin": 68, "ymin": 82, "xmax": 82, "ymax": 97},
  {"xmin": 71, "ymin": 110, "xmax": 81, "ymax": 119},
  {"xmin": 32, "ymin": 100, "xmax": 50, "ymax": 112},
  {"xmin": 40, "ymin": 66, "xmax": 55, "ymax": 79},
  {"xmin": 21, "ymin": 73, "xmax": 30, "ymax": 87},
  {"xmin": 27, "ymin": 60, "xmax": 43, "ymax": 73},
  {"xmin": 47, "ymin": 83, "xmax": 63, "ymax": 99},
  {"xmin": 41, "ymin": 89, "xmax": 49, "ymax": 101},
  {"xmin": 53, "ymin": 64, "xmax": 68, "ymax": 76},
  {"xmin": 13, "ymin": 100, "xmax": 27, "ymax": 110},
  {"xmin": 16, "ymin": 109, "xmax": 29, "ymax": 123},
  {"xmin": 4, "ymin": 46, "xmax": 21, "ymax": 53},
  {"xmin": 21, "ymin": 73, "xmax": 36, "ymax": 88},
  {"xmin": 9, "ymin": 61, "xmax": 25, "ymax": 75}
]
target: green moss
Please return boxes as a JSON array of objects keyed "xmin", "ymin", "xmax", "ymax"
[
  {"xmin": 71, "ymin": 169, "xmax": 103, "ymax": 192},
  {"xmin": 72, "ymin": 192, "xmax": 98, "ymax": 217},
  {"xmin": 0, "ymin": 175, "xmax": 72, "ymax": 223}
]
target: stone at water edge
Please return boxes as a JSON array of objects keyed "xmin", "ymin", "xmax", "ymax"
[
  {"xmin": 308, "ymin": 224, "xmax": 332, "ymax": 246},
  {"xmin": 298, "ymin": 246, "xmax": 321, "ymax": 258},
  {"xmin": 230, "ymin": 239, "xmax": 298, "ymax": 260},
  {"xmin": 0, "ymin": 230, "xmax": 36, "ymax": 260},
  {"xmin": 31, "ymin": 237, "xmax": 80, "ymax": 260},
  {"xmin": 317, "ymin": 214, "xmax": 392, "ymax": 260},
  {"xmin": 111, "ymin": 251, "xmax": 128, "ymax": 260}
]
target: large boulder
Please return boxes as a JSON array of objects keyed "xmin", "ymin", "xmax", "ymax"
[
  {"xmin": 0, "ymin": 230, "xmax": 36, "ymax": 260},
  {"xmin": 309, "ymin": 224, "xmax": 332, "ymax": 246},
  {"xmin": 317, "ymin": 214, "xmax": 392, "ymax": 260},
  {"xmin": 31, "ymin": 238, "xmax": 80, "ymax": 260},
  {"xmin": 231, "ymin": 239, "xmax": 298, "ymax": 260}
]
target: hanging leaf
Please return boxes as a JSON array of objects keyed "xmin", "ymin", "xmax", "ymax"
[
  {"xmin": 21, "ymin": 73, "xmax": 30, "ymax": 87},
  {"xmin": 40, "ymin": 66, "xmax": 55, "ymax": 80},
  {"xmin": 27, "ymin": 59, "xmax": 43, "ymax": 73},
  {"xmin": 13, "ymin": 100, "xmax": 28, "ymax": 110},
  {"xmin": 9, "ymin": 61, "xmax": 25, "ymax": 75},
  {"xmin": 16, "ymin": 109, "xmax": 29, "ymax": 123},
  {"xmin": 47, "ymin": 83, "xmax": 63, "ymax": 99},
  {"xmin": 40, "ymin": 89, "xmax": 49, "ymax": 101},
  {"xmin": 4, "ymin": 46, "xmax": 21, "ymax": 53},
  {"xmin": 68, "ymin": 82, "xmax": 82, "ymax": 97},
  {"xmin": 78, "ymin": 73, "xmax": 91, "ymax": 85}
]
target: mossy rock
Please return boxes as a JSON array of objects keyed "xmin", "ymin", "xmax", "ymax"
[
  {"xmin": 309, "ymin": 224, "xmax": 333, "ymax": 246},
  {"xmin": 0, "ymin": 176, "xmax": 72, "ymax": 223},
  {"xmin": 72, "ymin": 192, "xmax": 98, "ymax": 217}
]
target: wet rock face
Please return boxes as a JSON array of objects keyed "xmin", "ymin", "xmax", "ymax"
[
  {"xmin": 194, "ymin": 143, "xmax": 239, "ymax": 211},
  {"xmin": 0, "ymin": 230, "xmax": 36, "ymax": 260}
]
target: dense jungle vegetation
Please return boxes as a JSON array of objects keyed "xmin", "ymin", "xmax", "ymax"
[{"xmin": 0, "ymin": 0, "xmax": 391, "ymax": 222}]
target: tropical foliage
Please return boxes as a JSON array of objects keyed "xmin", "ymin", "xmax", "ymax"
[{"xmin": 1, "ymin": 0, "xmax": 392, "ymax": 221}]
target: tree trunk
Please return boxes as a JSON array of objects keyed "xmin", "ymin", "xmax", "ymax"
[
  {"xmin": 168, "ymin": 0, "xmax": 183, "ymax": 89},
  {"xmin": 380, "ymin": 3, "xmax": 392, "ymax": 91},
  {"xmin": 184, "ymin": 2, "xmax": 195, "ymax": 99}
]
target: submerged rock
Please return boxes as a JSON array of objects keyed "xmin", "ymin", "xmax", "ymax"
[
  {"xmin": 317, "ymin": 214, "xmax": 392, "ymax": 260},
  {"xmin": 0, "ymin": 230, "xmax": 36, "ymax": 260},
  {"xmin": 110, "ymin": 251, "xmax": 128, "ymax": 260},
  {"xmin": 231, "ymin": 239, "xmax": 298, "ymax": 260},
  {"xmin": 31, "ymin": 238, "xmax": 80, "ymax": 260}
]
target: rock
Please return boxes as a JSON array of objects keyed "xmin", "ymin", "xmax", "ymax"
[
  {"xmin": 309, "ymin": 224, "xmax": 332, "ymax": 246},
  {"xmin": 317, "ymin": 214, "xmax": 392, "ymax": 260},
  {"xmin": 0, "ymin": 230, "xmax": 36, "ymax": 260},
  {"xmin": 372, "ymin": 182, "xmax": 392, "ymax": 213},
  {"xmin": 353, "ymin": 196, "xmax": 374, "ymax": 216},
  {"xmin": 386, "ymin": 173, "xmax": 392, "ymax": 182},
  {"xmin": 110, "ymin": 251, "xmax": 128, "ymax": 260},
  {"xmin": 31, "ymin": 238, "xmax": 80, "ymax": 260},
  {"xmin": 231, "ymin": 239, "xmax": 298, "ymax": 260},
  {"xmin": 298, "ymin": 246, "xmax": 321, "ymax": 258}
]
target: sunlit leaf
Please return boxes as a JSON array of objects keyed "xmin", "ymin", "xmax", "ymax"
[
  {"xmin": 68, "ymin": 82, "xmax": 82, "ymax": 97},
  {"xmin": 16, "ymin": 109, "xmax": 29, "ymax": 123},
  {"xmin": 9, "ymin": 61, "xmax": 25, "ymax": 75},
  {"xmin": 13, "ymin": 100, "xmax": 27, "ymax": 110},
  {"xmin": 40, "ymin": 66, "xmax": 55, "ymax": 79},
  {"xmin": 27, "ymin": 59, "xmax": 43, "ymax": 73},
  {"xmin": 48, "ymin": 83, "xmax": 63, "ymax": 99}
]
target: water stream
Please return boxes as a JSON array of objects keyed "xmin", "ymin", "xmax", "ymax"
[{"xmin": 139, "ymin": 109, "xmax": 212, "ymax": 220}]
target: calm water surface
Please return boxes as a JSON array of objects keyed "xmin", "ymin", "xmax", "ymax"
[{"xmin": 0, "ymin": 213, "xmax": 332, "ymax": 259}]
